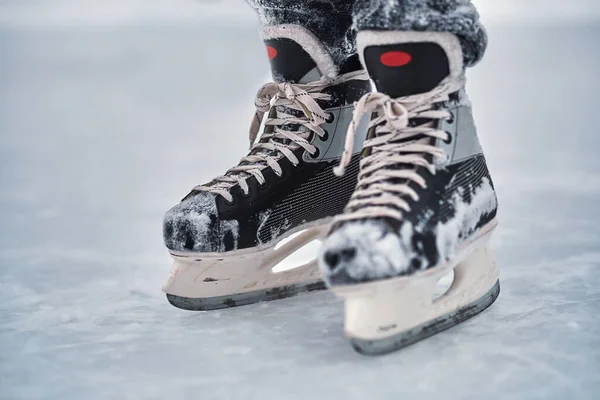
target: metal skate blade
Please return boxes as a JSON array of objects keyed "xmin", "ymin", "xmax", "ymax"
[
  {"xmin": 164, "ymin": 225, "xmax": 329, "ymax": 311},
  {"xmin": 166, "ymin": 279, "xmax": 326, "ymax": 311},
  {"xmin": 350, "ymin": 280, "xmax": 500, "ymax": 356}
]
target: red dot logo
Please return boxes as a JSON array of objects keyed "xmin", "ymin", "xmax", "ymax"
[
  {"xmin": 266, "ymin": 46, "xmax": 278, "ymax": 60},
  {"xmin": 380, "ymin": 51, "xmax": 412, "ymax": 67}
]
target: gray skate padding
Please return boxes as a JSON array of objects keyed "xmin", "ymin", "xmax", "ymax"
[
  {"xmin": 303, "ymin": 104, "xmax": 370, "ymax": 163},
  {"xmin": 437, "ymin": 101, "xmax": 483, "ymax": 166}
]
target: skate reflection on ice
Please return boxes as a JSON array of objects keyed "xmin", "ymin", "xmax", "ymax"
[
  {"xmin": 271, "ymin": 229, "xmax": 322, "ymax": 273},
  {"xmin": 432, "ymin": 269, "xmax": 454, "ymax": 300}
]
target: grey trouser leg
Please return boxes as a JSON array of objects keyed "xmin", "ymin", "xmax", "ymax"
[
  {"xmin": 246, "ymin": 0, "xmax": 355, "ymax": 67},
  {"xmin": 246, "ymin": 0, "xmax": 486, "ymax": 67},
  {"xmin": 353, "ymin": 0, "xmax": 487, "ymax": 67}
]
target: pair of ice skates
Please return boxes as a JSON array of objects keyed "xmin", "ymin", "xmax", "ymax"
[{"xmin": 161, "ymin": 25, "xmax": 500, "ymax": 355}]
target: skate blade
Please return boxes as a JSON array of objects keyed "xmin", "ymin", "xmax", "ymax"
[
  {"xmin": 334, "ymin": 243, "xmax": 500, "ymax": 356},
  {"xmin": 166, "ymin": 281, "xmax": 326, "ymax": 311},
  {"xmin": 162, "ymin": 223, "xmax": 329, "ymax": 311}
]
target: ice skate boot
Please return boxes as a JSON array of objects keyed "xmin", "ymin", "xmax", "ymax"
[
  {"xmin": 162, "ymin": 25, "xmax": 371, "ymax": 311},
  {"xmin": 319, "ymin": 31, "xmax": 500, "ymax": 354}
]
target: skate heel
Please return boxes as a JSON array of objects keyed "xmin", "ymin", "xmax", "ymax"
[
  {"xmin": 162, "ymin": 223, "xmax": 331, "ymax": 311},
  {"xmin": 334, "ymin": 245, "xmax": 500, "ymax": 355}
]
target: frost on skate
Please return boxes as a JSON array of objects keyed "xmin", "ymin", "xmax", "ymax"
[{"xmin": 163, "ymin": 193, "xmax": 240, "ymax": 253}]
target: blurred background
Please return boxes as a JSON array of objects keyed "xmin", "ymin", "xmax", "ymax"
[{"xmin": 1, "ymin": 1, "xmax": 599, "ymax": 399}]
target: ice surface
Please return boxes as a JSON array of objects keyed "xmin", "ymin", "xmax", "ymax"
[{"xmin": 1, "ymin": 18, "xmax": 600, "ymax": 400}]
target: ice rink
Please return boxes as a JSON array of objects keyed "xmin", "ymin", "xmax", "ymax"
[{"xmin": 1, "ymin": 2, "xmax": 599, "ymax": 399}]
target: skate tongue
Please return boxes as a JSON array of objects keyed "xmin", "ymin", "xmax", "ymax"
[
  {"xmin": 358, "ymin": 31, "xmax": 464, "ymax": 98},
  {"xmin": 257, "ymin": 26, "xmax": 338, "ymax": 158},
  {"xmin": 263, "ymin": 25, "xmax": 339, "ymax": 84}
]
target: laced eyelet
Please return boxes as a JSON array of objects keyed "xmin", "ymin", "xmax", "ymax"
[
  {"xmin": 446, "ymin": 113, "xmax": 455, "ymax": 124},
  {"xmin": 320, "ymin": 130, "xmax": 329, "ymax": 141},
  {"xmin": 242, "ymin": 189, "xmax": 252, "ymax": 198},
  {"xmin": 309, "ymin": 148, "xmax": 321, "ymax": 159},
  {"xmin": 224, "ymin": 196, "xmax": 236, "ymax": 206},
  {"xmin": 258, "ymin": 180, "xmax": 267, "ymax": 189},
  {"xmin": 325, "ymin": 112, "xmax": 335, "ymax": 124},
  {"xmin": 444, "ymin": 131, "xmax": 453, "ymax": 144},
  {"xmin": 275, "ymin": 170, "xmax": 286, "ymax": 179}
]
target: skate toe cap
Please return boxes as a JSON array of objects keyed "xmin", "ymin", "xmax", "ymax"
[
  {"xmin": 163, "ymin": 192, "xmax": 239, "ymax": 253},
  {"xmin": 318, "ymin": 219, "xmax": 416, "ymax": 286}
]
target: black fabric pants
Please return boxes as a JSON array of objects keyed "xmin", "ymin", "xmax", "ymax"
[{"xmin": 246, "ymin": 0, "xmax": 487, "ymax": 68}]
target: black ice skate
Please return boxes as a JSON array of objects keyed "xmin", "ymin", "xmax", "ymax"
[
  {"xmin": 318, "ymin": 31, "xmax": 500, "ymax": 354},
  {"xmin": 162, "ymin": 25, "xmax": 371, "ymax": 311}
]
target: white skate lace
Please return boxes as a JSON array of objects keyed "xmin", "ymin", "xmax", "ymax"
[
  {"xmin": 194, "ymin": 70, "xmax": 369, "ymax": 203},
  {"xmin": 333, "ymin": 77, "xmax": 465, "ymax": 222}
]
